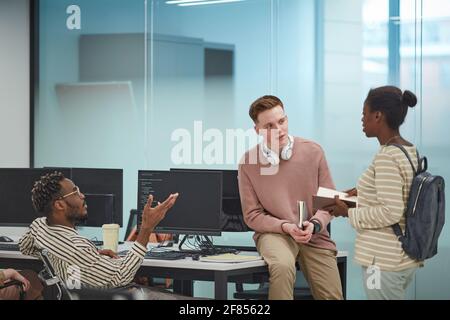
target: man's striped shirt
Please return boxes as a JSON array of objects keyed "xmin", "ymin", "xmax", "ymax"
[{"xmin": 19, "ymin": 217, "xmax": 147, "ymax": 288}]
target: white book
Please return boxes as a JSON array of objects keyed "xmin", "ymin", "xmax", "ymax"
[
  {"xmin": 317, "ymin": 187, "xmax": 357, "ymax": 202},
  {"xmin": 297, "ymin": 200, "xmax": 307, "ymax": 228},
  {"xmin": 313, "ymin": 187, "xmax": 357, "ymax": 211}
]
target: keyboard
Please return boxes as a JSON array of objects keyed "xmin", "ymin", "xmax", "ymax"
[
  {"xmin": 117, "ymin": 250, "xmax": 129, "ymax": 257},
  {"xmin": 0, "ymin": 243, "xmax": 20, "ymax": 251},
  {"xmin": 144, "ymin": 251, "xmax": 188, "ymax": 260},
  {"xmin": 209, "ymin": 247, "xmax": 239, "ymax": 255},
  {"xmin": 91, "ymin": 240, "xmax": 125, "ymax": 247}
]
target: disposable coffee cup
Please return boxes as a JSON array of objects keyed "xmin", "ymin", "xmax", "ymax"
[{"xmin": 102, "ymin": 223, "xmax": 119, "ymax": 252}]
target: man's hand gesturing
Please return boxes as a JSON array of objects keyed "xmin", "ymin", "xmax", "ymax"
[{"xmin": 140, "ymin": 193, "xmax": 179, "ymax": 231}]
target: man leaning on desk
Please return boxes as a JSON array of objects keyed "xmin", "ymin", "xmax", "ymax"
[
  {"xmin": 238, "ymin": 95, "xmax": 343, "ymax": 300},
  {"xmin": 19, "ymin": 171, "xmax": 188, "ymax": 300}
]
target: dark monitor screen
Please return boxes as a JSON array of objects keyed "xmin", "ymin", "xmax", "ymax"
[
  {"xmin": 170, "ymin": 168, "xmax": 249, "ymax": 232},
  {"xmin": 0, "ymin": 168, "xmax": 72, "ymax": 226},
  {"xmin": 43, "ymin": 167, "xmax": 124, "ymax": 227},
  {"xmin": 137, "ymin": 170, "xmax": 222, "ymax": 236},
  {"xmin": 70, "ymin": 168, "xmax": 123, "ymax": 227},
  {"xmin": 223, "ymin": 170, "xmax": 239, "ymax": 198},
  {"xmin": 79, "ymin": 194, "xmax": 115, "ymax": 227},
  {"xmin": 171, "ymin": 168, "xmax": 239, "ymax": 197}
]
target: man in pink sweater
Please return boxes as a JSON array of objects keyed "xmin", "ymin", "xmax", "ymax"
[{"xmin": 238, "ymin": 95, "xmax": 343, "ymax": 300}]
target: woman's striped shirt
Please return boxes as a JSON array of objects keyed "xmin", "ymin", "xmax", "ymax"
[{"xmin": 348, "ymin": 145, "xmax": 423, "ymax": 271}]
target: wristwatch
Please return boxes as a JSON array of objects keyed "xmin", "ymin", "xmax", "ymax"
[{"xmin": 310, "ymin": 220, "xmax": 321, "ymax": 234}]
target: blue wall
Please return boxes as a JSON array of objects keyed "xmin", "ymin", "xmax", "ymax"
[{"xmin": 35, "ymin": 0, "xmax": 450, "ymax": 299}]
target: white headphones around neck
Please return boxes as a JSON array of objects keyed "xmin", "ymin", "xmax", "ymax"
[{"xmin": 261, "ymin": 135, "xmax": 294, "ymax": 166}]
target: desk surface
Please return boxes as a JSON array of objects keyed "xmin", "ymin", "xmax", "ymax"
[
  {"xmin": 143, "ymin": 250, "xmax": 347, "ymax": 270},
  {"xmin": 0, "ymin": 246, "xmax": 348, "ymax": 299},
  {"xmin": 0, "ymin": 246, "xmax": 348, "ymax": 271}
]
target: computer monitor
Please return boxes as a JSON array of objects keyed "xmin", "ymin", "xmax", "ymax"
[
  {"xmin": 70, "ymin": 168, "xmax": 123, "ymax": 227},
  {"xmin": 170, "ymin": 168, "xmax": 250, "ymax": 232},
  {"xmin": 44, "ymin": 167, "xmax": 124, "ymax": 227},
  {"xmin": 78, "ymin": 194, "xmax": 115, "ymax": 227},
  {"xmin": 137, "ymin": 170, "xmax": 222, "ymax": 236},
  {"xmin": 0, "ymin": 168, "xmax": 72, "ymax": 226}
]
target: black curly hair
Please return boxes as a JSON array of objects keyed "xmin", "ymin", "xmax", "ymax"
[
  {"xmin": 31, "ymin": 171, "xmax": 65, "ymax": 215},
  {"xmin": 365, "ymin": 86, "xmax": 417, "ymax": 130}
]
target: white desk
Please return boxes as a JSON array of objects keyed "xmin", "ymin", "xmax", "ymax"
[{"xmin": 0, "ymin": 248, "xmax": 348, "ymax": 300}]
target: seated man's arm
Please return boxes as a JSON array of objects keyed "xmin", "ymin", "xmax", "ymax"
[
  {"xmin": 19, "ymin": 228, "xmax": 39, "ymax": 258},
  {"xmin": 72, "ymin": 240, "xmax": 147, "ymax": 288},
  {"xmin": 70, "ymin": 194, "xmax": 177, "ymax": 288},
  {"xmin": 238, "ymin": 166, "xmax": 289, "ymax": 234}
]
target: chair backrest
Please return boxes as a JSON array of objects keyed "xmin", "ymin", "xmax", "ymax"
[
  {"xmin": 38, "ymin": 249, "xmax": 145, "ymax": 300},
  {"xmin": 124, "ymin": 209, "xmax": 139, "ymax": 241},
  {"xmin": 38, "ymin": 249, "xmax": 74, "ymax": 300},
  {"xmin": 126, "ymin": 209, "xmax": 178, "ymax": 245}
]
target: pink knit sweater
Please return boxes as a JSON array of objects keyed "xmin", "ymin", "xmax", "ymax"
[{"xmin": 238, "ymin": 137, "xmax": 337, "ymax": 252}]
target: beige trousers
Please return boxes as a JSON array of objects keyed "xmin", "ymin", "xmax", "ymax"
[
  {"xmin": 256, "ymin": 233, "xmax": 343, "ymax": 300},
  {"xmin": 362, "ymin": 266, "xmax": 417, "ymax": 300}
]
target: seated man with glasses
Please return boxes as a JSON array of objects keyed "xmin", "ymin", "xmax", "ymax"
[{"xmin": 19, "ymin": 171, "xmax": 186, "ymax": 299}]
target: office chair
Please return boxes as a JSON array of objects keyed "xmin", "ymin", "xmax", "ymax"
[
  {"xmin": 125, "ymin": 209, "xmax": 139, "ymax": 242},
  {"xmin": 38, "ymin": 248, "xmax": 145, "ymax": 300},
  {"xmin": 38, "ymin": 249, "xmax": 74, "ymax": 300},
  {"xmin": 127, "ymin": 209, "xmax": 176, "ymax": 245}
]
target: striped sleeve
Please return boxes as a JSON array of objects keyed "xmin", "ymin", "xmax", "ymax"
[
  {"xmin": 73, "ymin": 241, "xmax": 146, "ymax": 288},
  {"xmin": 349, "ymin": 152, "xmax": 405, "ymax": 229},
  {"xmin": 19, "ymin": 218, "xmax": 147, "ymax": 289},
  {"xmin": 19, "ymin": 227, "xmax": 39, "ymax": 258}
]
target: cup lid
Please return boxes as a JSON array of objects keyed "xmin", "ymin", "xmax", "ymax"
[{"xmin": 102, "ymin": 223, "xmax": 119, "ymax": 229}]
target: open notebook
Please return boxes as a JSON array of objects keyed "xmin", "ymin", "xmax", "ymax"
[
  {"xmin": 199, "ymin": 253, "xmax": 263, "ymax": 263},
  {"xmin": 313, "ymin": 187, "xmax": 357, "ymax": 211}
]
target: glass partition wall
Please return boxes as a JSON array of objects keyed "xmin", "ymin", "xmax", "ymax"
[{"xmin": 35, "ymin": 0, "xmax": 449, "ymax": 299}]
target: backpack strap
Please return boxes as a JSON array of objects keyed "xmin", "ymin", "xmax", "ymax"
[
  {"xmin": 387, "ymin": 143, "xmax": 418, "ymax": 175},
  {"xmin": 420, "ymin": 156, "xmax": 427, "ymax": 173},
  {"xmin": 391, "ymin": 223, "xmax": 404, "ymax": 239},
  {"xmin": 387, "ymin": 143, "xmax": 419, "ymax": 241}
]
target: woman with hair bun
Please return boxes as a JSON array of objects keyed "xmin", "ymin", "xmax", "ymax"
[{"xmin": 325, "ymin": 86, "xmax": 423, "ymax": 300}]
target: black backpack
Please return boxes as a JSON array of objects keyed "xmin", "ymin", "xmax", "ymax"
[{"xmin": 389, "ymin": 144, "xmax": 445, "ymax": 261}]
